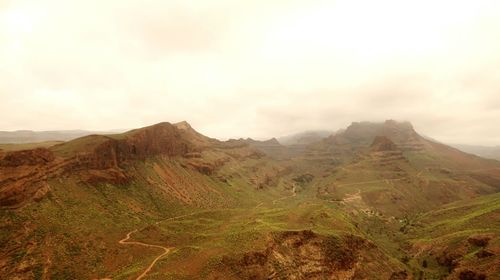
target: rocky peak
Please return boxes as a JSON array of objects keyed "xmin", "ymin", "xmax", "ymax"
[
  {"xmin": 48, "ymin": 122, "xmax": 206, "ymax": 172},
  {"xmin": 340, "ymin": 120, "xmax": 421, "ymax": 147},
  {"xmin": 266, "ymin": 138, "xmax": 280, "ymax": 145},
  {"xmin": 173, "ymin": 120, "xmax": 192, "ymax": 131},
  {"xmin": 371, "ymin": 136, "xmax": 398, "ymax": 151},
  {"xmin": 245, "ymin": 137, "xmax": 281, "ymax": 146},
  {"xmin": 173, "ymin": 121, "xmax": 215, "ymax": 147}
]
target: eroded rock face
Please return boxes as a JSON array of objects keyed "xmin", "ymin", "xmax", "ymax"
[
  {"xmin": 467, "ymin": 234, "xmax": 492, "ymax": 247},
  {"xmin": 458, "ymin": 270, "xmax": 486, "ymax": 280},
  {"xmin": 0, "ymin": 122, "xmax": 269, "ymax": 208},
  {"xmin": 412, "ymin": 232, "xmax": 499, "ymax": 280},
  {"xmin": 69, "ymin": 123, "xmax": 192, "ymax": 171},
  {"xmin": 215, "ymin": 230, "xmax": 398, "ymax": 280},
  {"xmin": 0, "ymin": 148, "xmax": 55, "ymax": 167},
  {"xmin": 327, "ymin": 120, "xmax": 425, "ymax": 152},
  {"xmin": 0, "ymin": 148, "xmax": 58, "ymax": 208},
  {"xmin": 371, "ymin": 136, "xmax": 398, "ymax": 152},
  {"xmin": 0, "ymin": 122, "xmax": 202, "ymax": 208}
]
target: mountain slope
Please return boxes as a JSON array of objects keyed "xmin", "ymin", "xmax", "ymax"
[
  {"xmin": 278, "ymin": 130, "xmax": 333, "ymax": 146},
  {"xmin": 299, "ymin": 120, "xmax": 500, "ymax": 215},
  {"xmin": 0, "ymin": 120, "xmax": 498, "ymax": 279},
  {"xmin": 0, "ymin": 129, "xmax": 124, "ymax": 144},
  {"xmin": 407, "ymin": 193, "xmax": 500, "ymax": 279},
  {"xmin": 453, "ymin": 144, "xmax": 500, "ymax": 161}
]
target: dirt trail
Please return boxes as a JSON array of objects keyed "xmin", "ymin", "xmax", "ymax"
[
  {"xmin": 343, "ymin": 189, "xmax": 361, "ymax": 203},
  {"xmin": 117, "ymin": 211, "xmax": 206, "ymax": 280},
  {"xmin": 115, "ymin": 177, "xmax": 401, "ymax": 279},
  {"xmin": 272, "ymin": 186, "xmax": 296, "ymax": 204},
  {"xmin": 336, "ymin": 178, "xmax": 403, "ymax": 188},
  {"xmin": 119, "ymin": 230, "xmax": 171, "ymax": 280},
  {"xmin": 338, "ymin": 178, "xmax": 404, "ymax": 212}
]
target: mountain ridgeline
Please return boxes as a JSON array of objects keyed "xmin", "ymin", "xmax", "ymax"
[{"xmin": 0, "ymin": 120, "xmax": 499, "ymax": 279}]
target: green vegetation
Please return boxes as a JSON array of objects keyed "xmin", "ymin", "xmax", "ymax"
[{"xmin": 1, "ymin": 121, "xmax": 499, "ymax": 279}]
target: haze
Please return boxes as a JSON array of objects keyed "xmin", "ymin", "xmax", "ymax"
[{"xmin": 1, "ymin": 0, "xmax": 499, "ymax": 145}]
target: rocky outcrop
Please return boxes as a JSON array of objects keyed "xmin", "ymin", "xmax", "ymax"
[
  {"xmin": 0, "ymin": 148, "xmax": 60, "ymax": 208},
  {"xmin": 86, "ymin": 122, "xmax": 192, "ymax": 166},
  {"xmin": 215, "ymin": 230, "xmax": 399, "ymax": 279},
  {"xmin": 371, "ymin": 136, "xmax": 398, "ymax": 152},
  {"xmin": 0, "ymin": 121, "xmax": 274, "ymax": 208},
  {"xmin": 327, "ymin": 120, "xmax": 425, "ymax": 152},
  {"xmin": 0, "ymin": 122, "xmax": 211, "ymax": 208},
  {"xmin": 0, "ymin": 148, "xmax": 55, "ymax": 167},
  {"xmin": 368, "ymin": 136, "xmax": 407, "ymax": 167},
  {"xmin": 458, "ymin": 270, "xmax": 486, "ymax": 280},
  {"xmin": 412, "ymin": 231, "xmax": 499, "ymax": 280},
  {"xmin": 467, "ymin": 234, "xmax": 492, "ymax": 247}
]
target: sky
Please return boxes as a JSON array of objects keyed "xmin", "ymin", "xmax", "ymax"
[{"xmin": 1, "ymin": 0, "xmax": 500, "ymax": 145}]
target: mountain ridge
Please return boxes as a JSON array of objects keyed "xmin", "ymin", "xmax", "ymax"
[{"xmin": 1, "ymin": 119, "xmax": 499, "ymax": 279}]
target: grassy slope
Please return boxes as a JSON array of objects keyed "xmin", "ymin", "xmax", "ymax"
[
  {"xmin": 0, "ymin": 141, "xmax": 63, "ymax": 151},
  {"xmin": 0, "ymin": 152, "xmax": 294, "ymax": 279},
  {"xmin": 0, "ymin": 152, "xmax": 411, "ymax": 279},
  {"xmin": 1, "ymin": 154, "xmax": 498, "ymax": 279},
  {"xmin": 1, "ymin": 122, "xmax": 499, "ymax": 279},
  {"xmin": 111, "ymin": 191, "xmax": 406, "ymax": 279},
  {"xmin": 406, "ymin": 193, "xmax": 500, "ymax": 279}
]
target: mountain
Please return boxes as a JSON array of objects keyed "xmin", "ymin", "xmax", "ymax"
[
  {"xmin": 452, "ymin": 144, "xmax": 500, "ymax": 161},
  {"xmin": 278, "ymin": 130, "xmax": 333, "ymax": 145},
  {"xmin": 0, "ymin": 121, "xmax": 266, "ymax": 208},
  {"xmin": 0, "ymin": 129, "xmax": 125, "ymax": 144},
  {"xmin": 303, "ymin": 120, "xmax": 500, "ymax": 214},
  {"xmin": 243, "ymin": 137, "xmax": 293, "ymax": 159},
  {"xmin": 1, "ymin": 120, "xmax": 499, "ymax": 279}
]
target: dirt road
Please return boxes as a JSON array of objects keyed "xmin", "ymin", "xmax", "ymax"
[
  {"xmin": 118, "ymin": 229, "xmax": 171, "ymax": 280},
  {"xmin": 117, "ymin": 211, "xmax": 206, "ymax": 280}
]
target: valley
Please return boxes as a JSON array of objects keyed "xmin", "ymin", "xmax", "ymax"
[{"xmin": 1, "ymin": 120, "xmax": 499, "ymax": 279}]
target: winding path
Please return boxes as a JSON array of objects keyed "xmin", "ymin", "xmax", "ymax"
[
  {"xmin": 118, "ymin": 211, "xmax": 204, "ymax": 280},
  {"xmin": 117, "ymin": 178, "xmax": 403, "ymax": 279},
  {"xmin": 118, "ymin": 230, "xmax": 172, "ymax": 280}
]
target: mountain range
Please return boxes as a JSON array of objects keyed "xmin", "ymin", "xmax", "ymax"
[
  {"xmin": 0, "ymin": 120, "xmax": 499, "ymax": 279},
  {"xmin": 450, "ymin": 144, "xmax": 500, "ymax": 161}
]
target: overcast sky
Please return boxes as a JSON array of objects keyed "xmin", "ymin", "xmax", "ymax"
[{"xmin": 1, "ymin": 0, "xmax": 500, "ymax": 145}]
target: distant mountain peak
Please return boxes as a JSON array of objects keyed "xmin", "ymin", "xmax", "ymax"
[
  {"xmin": 278, "ymin": 130, "xmax": 333, "ymax": 146},
  {"xmin": 245, "ymin": 137, "xmax": 281, "ymax": 147}
]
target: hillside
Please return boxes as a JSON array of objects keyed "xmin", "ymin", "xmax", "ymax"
[
  {"xmin": 407, "ymin": 193, "xmax": 500, "ymax": 279},
  {"xmin": 453, "ymin": 144, "xmax": 500, "ymax": 161},
  {"xmin": 0, "ymin": 120, "xmax": 499, "ymax": 279},
  {"xmin": 278, "ymin": 130, "xmax": 333, "ymax": 146},
  {"xmin": 0, "ymin": 130, "xmax": 124, "ymax": 144}
]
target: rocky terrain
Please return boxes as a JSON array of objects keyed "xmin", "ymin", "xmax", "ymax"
[
  {"xmin": 0, "ymin": 120, "xmax": 499, "ymax": 279},
  {"xmin": 214, "ymin": 230, "xmax": 403, "ymax": 280}
]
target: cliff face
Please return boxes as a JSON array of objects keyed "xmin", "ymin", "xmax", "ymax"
[
  {"xmin": 0, "ymin": 148, "xmax": 59, "ymax": 208},
  {"xmin": 371, "ymin": 136, "xmax": 398, "ymax": 152},
  {"xmin": 0, "ymin": 122, "xmax": 209, "ymax": 208},
  {"xmin": 0, "ymin": 121, "xmax": 271, "ymax": 208},
  {"xmin": 67, "ymin": 123, "xmax": 192, "ymax": 170},
  {"xmin": 0, "ymin": 148, "xmax": 55, "ymax": 167}
]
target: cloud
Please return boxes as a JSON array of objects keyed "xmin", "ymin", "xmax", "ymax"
[{"xmin": 1, "ymin": 0, "xmax": 500, "ymax": 145}]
